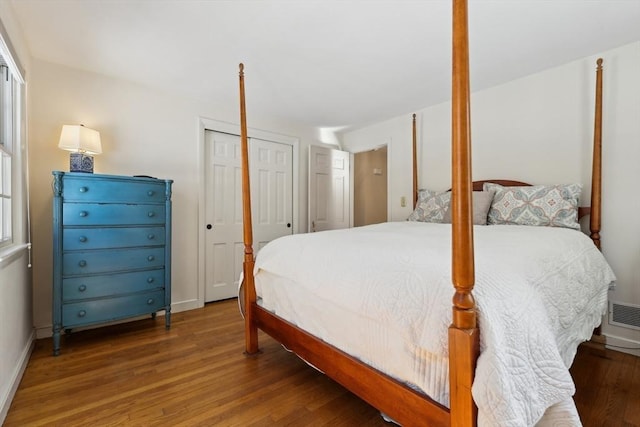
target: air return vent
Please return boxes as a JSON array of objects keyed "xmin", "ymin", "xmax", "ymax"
[{"xmin": 609, "ymin": 301, "xmax": 640, "ymax": 331}]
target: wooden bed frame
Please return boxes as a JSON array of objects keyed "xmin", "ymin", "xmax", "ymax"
[{"xmin": 238, "ymin": 1, "xmax": 604, "ymax": 425}]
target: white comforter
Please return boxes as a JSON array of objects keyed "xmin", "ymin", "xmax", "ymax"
[{"xmin": 253, "ymin": 222, "xmax": 615, "ymax": 426}]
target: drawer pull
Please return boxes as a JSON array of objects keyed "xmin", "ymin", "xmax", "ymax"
[
  {"xmin": 78, "ymin": 260, "xmax": 87, "ymax": 267},
  {"xmin": 147, "ymin": 190, "xmax": 155, "ymax": 196},
  {"xmin": 79, "ymin": 211, "xmax": 88, "ymax": 217},
  {"xmin": 78, "ymin": 284, "xmax": 87, "ymax": 292},
  {"xmin": 79, "ymin": 236, "xmax": 87, "ymax": 243},
  {"xmin": 79, "ymin": 186, "xmax": 88, "ymax": 193},
  {"xmin": 78, "ymin": 310, "xmax": 86, "ymax": 318},
  {"xmin": 147, "ymin": 211, "xmax": 155, "ymax": 218},
  {"xmin": 147, "ymin": 277, "xmax": 155, "ymax": 283},
  {"xmin": 147, "ymin": 234, "xmax": 155, "ymax": 240},
  {"xmin": 147, "ymin": 298, "xmax": 155, "ymax": 305},
  {"xmin": 147, "ymin": 255, "xmax": 155, "ymax": 262}
]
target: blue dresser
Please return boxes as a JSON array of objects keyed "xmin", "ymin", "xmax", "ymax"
[{"xmin": 52, "ymin": 172, "xmax": 173, "ymax": 356}]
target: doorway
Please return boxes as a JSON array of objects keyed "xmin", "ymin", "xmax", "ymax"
[{"xmin": 353, "ymin": 146, "xmax": 388, "ymax": 227}]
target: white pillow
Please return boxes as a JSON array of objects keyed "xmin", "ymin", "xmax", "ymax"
[{"xmin": 442, "ymin": 191, "xmax": 495, "ymax": 225}]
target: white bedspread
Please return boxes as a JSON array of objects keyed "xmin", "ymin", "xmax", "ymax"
[{"xmin": 252, "ymin": 222, "xmax": 615, "ymax": 426}]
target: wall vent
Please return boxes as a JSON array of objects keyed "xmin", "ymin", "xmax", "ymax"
[{"xmin": 609, "ymin": 301, "xmax": 640, "ymax": 331}]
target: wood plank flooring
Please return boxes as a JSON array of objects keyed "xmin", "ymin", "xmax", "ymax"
[{"xmin": 5, "ymin": 299, "xmax": 639, "ymax": 426}]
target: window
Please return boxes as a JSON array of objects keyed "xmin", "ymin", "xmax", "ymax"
[{"xmin": 0, "ymin": 59, "xmax": 16, "ymax": 247}]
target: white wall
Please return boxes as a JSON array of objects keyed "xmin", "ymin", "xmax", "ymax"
[
  {"xmin": 0, "ymin": 251, "xmax": 32, "ymax": 422},
  {"xmin": 0, "ymin": 2, "xmax": 34, "ymax": 423},
  {"xmin": 28, "ymin": 58, "xmax": 322, "ymax": 336},
  {"xmin": 342, "ymin": 41, "xmax": 640, "ymax": 350}
]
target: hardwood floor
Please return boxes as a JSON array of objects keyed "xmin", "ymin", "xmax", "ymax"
[
  {"xmin": 572, "ymin": 341, "xmax": 640, "ymax": 426},
  {"xmin": 5, "ymin": 299, "xmax": 639, "ymax": 426}
]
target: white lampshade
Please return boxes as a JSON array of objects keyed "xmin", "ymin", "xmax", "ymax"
[{"xmin": 58, "ymin": 125, "xmax": 102, "ymax": 155}]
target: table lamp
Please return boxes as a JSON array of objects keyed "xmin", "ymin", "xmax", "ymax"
[{"xmin": 58, "ymin": 124, "xmax": 102, "ymax": 173}]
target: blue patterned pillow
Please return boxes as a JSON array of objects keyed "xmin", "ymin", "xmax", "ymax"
[
  {"xmin": 484, "ymin": 183, "xmax": 582, "ymax": 229},
  {"xmin": 415, "ymin": 189, "xmax": 435, "ymax": 203},
  {"xmin": 407, "ymin": 190, "xmax": 451, "ymax": 223}
]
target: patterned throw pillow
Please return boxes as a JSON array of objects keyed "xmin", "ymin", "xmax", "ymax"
[
  {"xmin": 484, "ymin": 183, "xmax": 582, "ymax": 229},
  {"xmin": 415, "ymin": 189, "xmax": 435, "ymax": 203},
  {"xmin": 407, "ymin": 190, "xmax": 451, "ymax": 223}
]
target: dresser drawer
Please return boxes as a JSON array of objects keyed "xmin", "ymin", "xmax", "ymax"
[
  {"xmin": 62, "ymin": 176, "xmax": 166, "ymax": 204},
  {"xmin": 63, "ymin": 247, "xmax": 165, "ymax": 276},
  {"xmin": 63, "ymin": 226, "xmax": 165, "ymax": 250},
  {"xmin": 63, "ymin": 203, "xmax": 166, "ymax": 226},
  {"xmin": 63, "ymin": 269, "xmax": 165, "ymax": 301},
  {"xmin": 62, "ymin": 290, "xmax": 166, "ymax": 327}
]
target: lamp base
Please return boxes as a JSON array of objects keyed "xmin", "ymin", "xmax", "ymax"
[{"xmin": 70, "ymin": 152, "xmax": 95, "ymax": 173}]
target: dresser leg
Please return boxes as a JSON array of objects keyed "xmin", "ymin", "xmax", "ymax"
[
  {"xmin": 53, "ymin": 326, "xmax": 61, "ymax": 356},
  {"xmin": 165, "ymin": 308, "xmax": 171, "ymax": 330}
]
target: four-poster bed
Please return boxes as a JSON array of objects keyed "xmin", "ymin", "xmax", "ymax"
[{"xmin": 238, "ymin": 1, "xmax": 613, "ymax": 426}]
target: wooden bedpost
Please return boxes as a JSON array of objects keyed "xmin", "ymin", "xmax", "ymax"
[
  {"xmin": 449, "ymin": 1, "xmax": 479, "ymax": 426},
  {"xmin": 413, "ymin": 113, "xmax": 418, "ymax": 208},
  {"xmin": 239, "ymin": 63, "xmax": 259, "ymax": 354},
  {"xmin": 590, "ymin": 58, "xmax": 603, "ymax": 250}
]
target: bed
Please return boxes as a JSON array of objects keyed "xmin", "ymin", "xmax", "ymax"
[{"xmin": 237, "ymin": 1, "xmax": 614, "ymax": 426}]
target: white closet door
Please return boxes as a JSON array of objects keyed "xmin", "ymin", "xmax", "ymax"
[
  {"xmin": 204, "ymin": 131, "xmax": 293, "ymax": 302},
  {"xmin": 251, "ymin": 138, "xmax": 293, "ymax": 251}
]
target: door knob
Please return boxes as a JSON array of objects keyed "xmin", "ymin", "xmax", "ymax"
[
  {"xmin": 287, "ymin": 223, "xmax": 291, "ymax": 228},
  {"xmin": 206, "ymin": 224, "xmax": 212, "ymax": 230}
]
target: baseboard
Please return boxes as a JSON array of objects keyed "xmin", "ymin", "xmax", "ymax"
[
  {"xmin": 35, "ymin": 325, "xmax": 51, "ymax": 339},
  {"xmin": 605, "ymin": 334, "xmax": 640, "ymax": 357},
  {"xmin": 171, "ymin": 298, "xmax": 201, "ymax": 313},
  {"xmin": 0, "ymin": 329, "xmax": 35, "ymax": 425}
]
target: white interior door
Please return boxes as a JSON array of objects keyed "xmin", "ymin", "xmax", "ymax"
[
  {"xmin": 204, "ymin": 131, "xmax": 293, "ymax": 302},
  {"xmin": 308, "ymin": 145, "xmax": 350, "ymax": 232},
  {"xmin": 251, "ymin": 138, "xmax": 294, "ymax": 251},
  {"xmin": 204, "ymin": 131, "xmax": 243, "ymax": 302}
]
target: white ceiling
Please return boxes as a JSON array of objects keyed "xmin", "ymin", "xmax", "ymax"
[{"xmin": 10, "ymin": 0, "xmax": 640, "ymax": 131}]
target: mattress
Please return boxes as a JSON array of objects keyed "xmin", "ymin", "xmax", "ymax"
[{"xmin": 251, "ymin": 222, "xmax": 615, "ymax": 426}]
